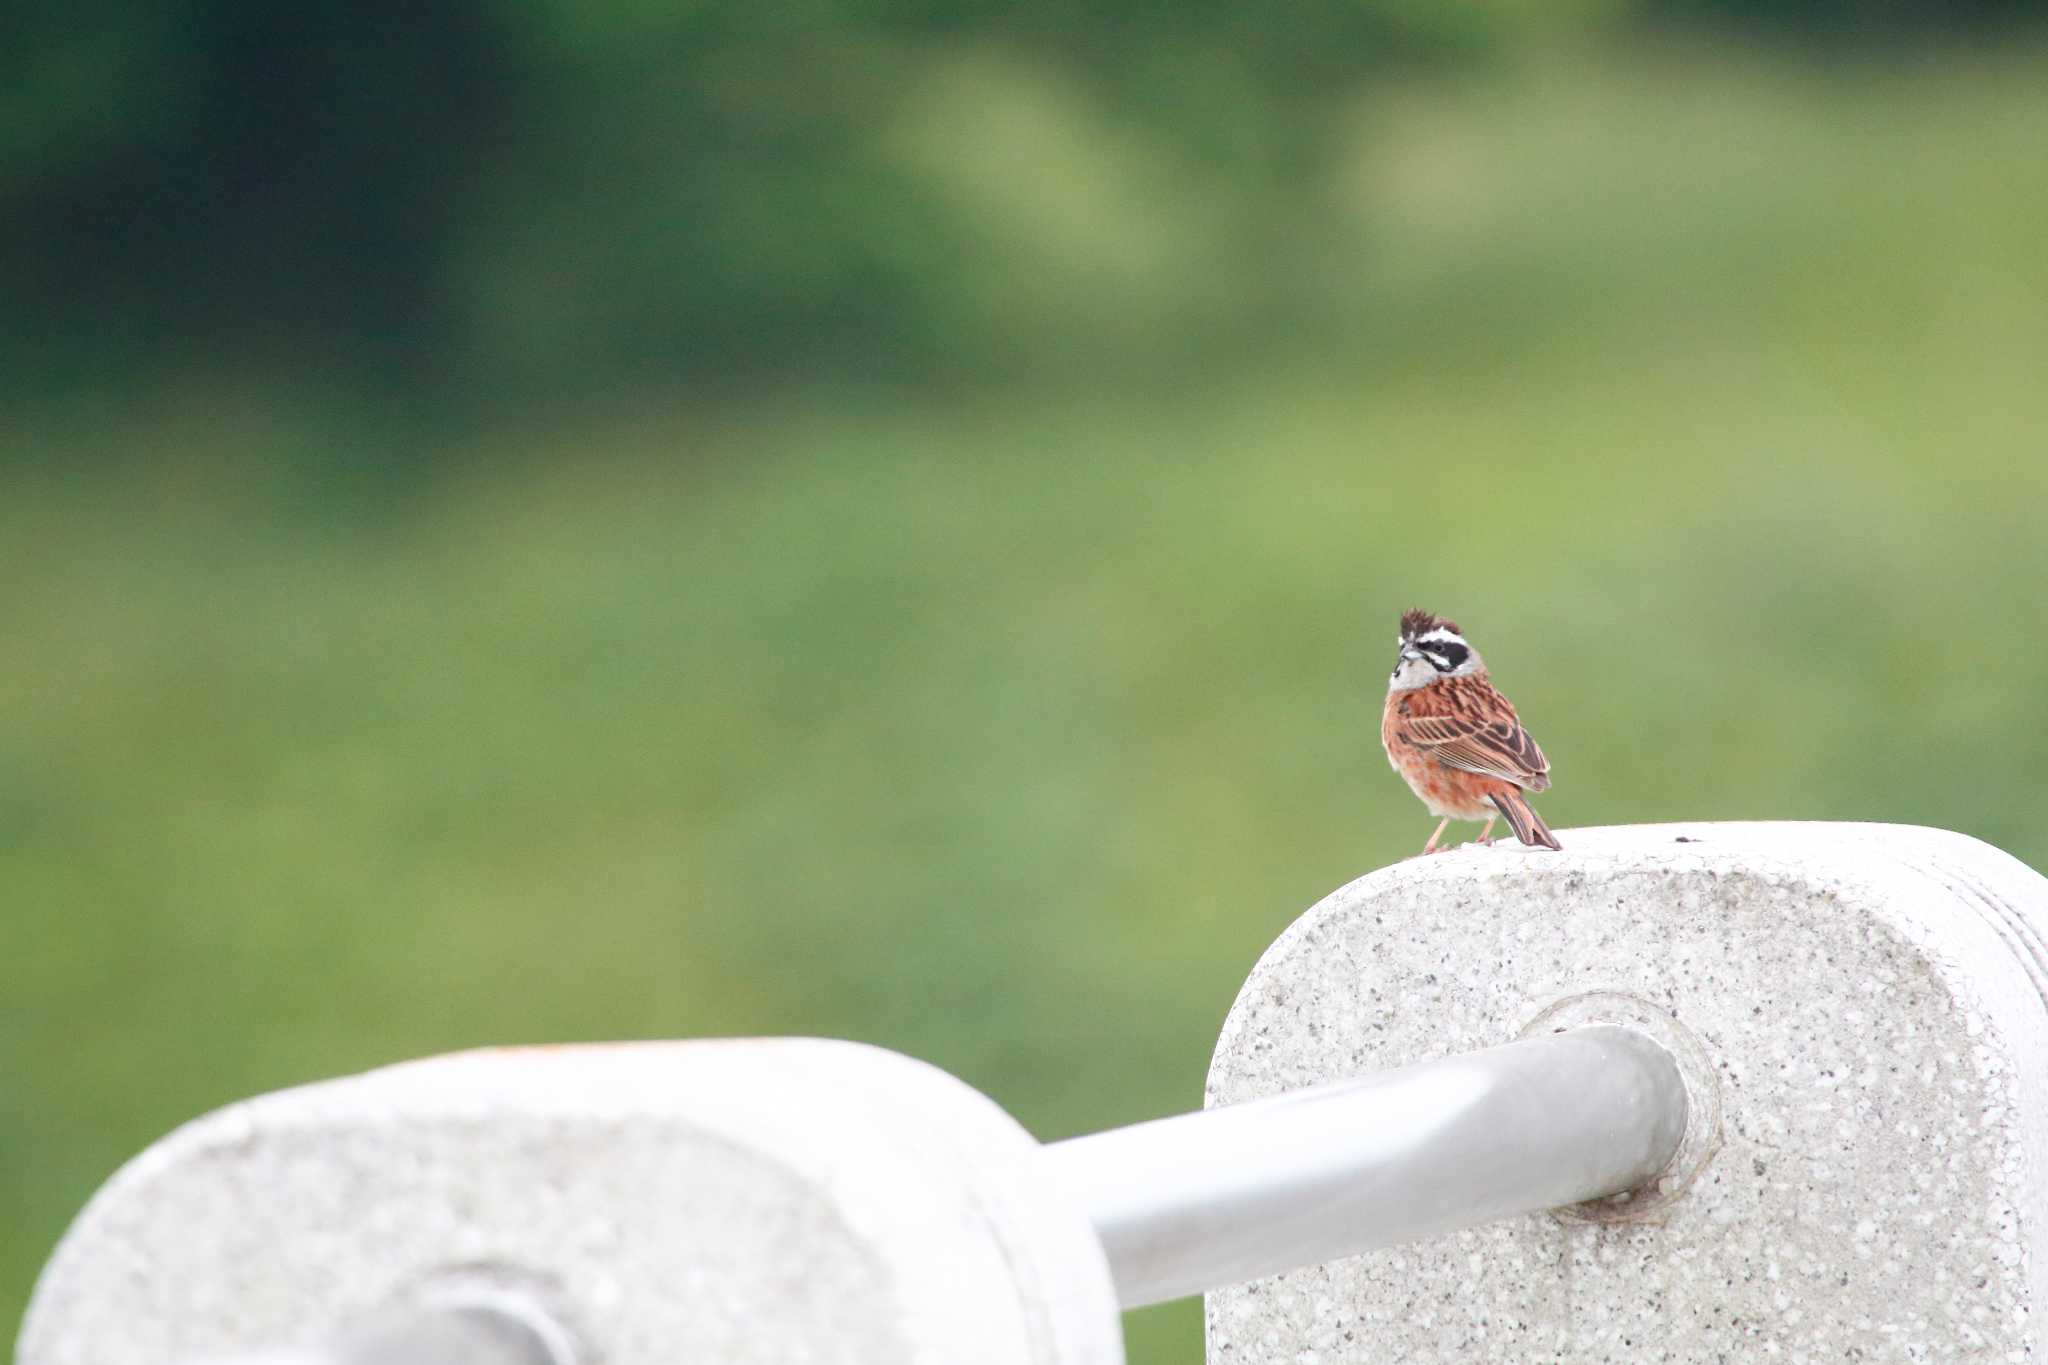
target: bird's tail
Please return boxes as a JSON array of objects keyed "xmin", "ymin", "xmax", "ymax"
[{"xmin": 1491, "ymin": 789, "xmax": 1562, "ymax": 851}]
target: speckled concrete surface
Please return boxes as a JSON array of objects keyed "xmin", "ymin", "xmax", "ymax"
[
  {"xmin": 19, "ymin": 1039, "xmax": 1125, "ymax": 1365},
  {"xmin": 1206, "ymin": 823, "xmax": 2048, "ymax": 1363}
]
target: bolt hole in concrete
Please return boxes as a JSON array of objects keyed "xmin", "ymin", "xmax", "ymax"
[
  {"xmin": 187, "ymin": 1266, "xmax": 584, "ymax": 1365},
  {"xmin": 1520, "ymin": 992, "xmax": 1723, "ymax": 1221}
]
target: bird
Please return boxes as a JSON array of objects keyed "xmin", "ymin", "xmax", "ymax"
[{"xmin": 1380, "ymin": 608, "xmax": 1561, "ymax": 855}]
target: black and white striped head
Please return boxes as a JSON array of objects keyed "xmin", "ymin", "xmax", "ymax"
[{"xmin": 1388, "ymin": 609, "xmax": 1484, "ymax": 691}]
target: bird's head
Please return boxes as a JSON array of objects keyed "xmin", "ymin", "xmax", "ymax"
[{"xmin": 1389, "ymin": 608, "xmax": 1484, "ymax": 691}]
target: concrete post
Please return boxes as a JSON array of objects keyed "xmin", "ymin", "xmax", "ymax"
[
  {"xmin": 1204, "ymin": 822, "xmax": 2048, "ymax": 1362},
  {"xmin": 17, "ymin": 1039, "xmax": 1125, "ymax": 1365}
]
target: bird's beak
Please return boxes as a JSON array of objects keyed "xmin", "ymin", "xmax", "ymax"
[{"xmin": 1400, "ymin": 649, "xmax": 1423, "ymax": 661}]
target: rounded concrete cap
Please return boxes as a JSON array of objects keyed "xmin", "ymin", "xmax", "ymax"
[
  {"xmin": 20, "ymin": 1038, "xmax": 1124, "ymax": 1365},
  {"xmin": 1206, "ymin": 822, "xmax": 2048, "ymax": 1363}
]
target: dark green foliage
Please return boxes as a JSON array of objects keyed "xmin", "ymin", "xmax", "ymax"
[{"xmin": 7, "ymin": 0, "xmax": 2037, "ymax": 404}]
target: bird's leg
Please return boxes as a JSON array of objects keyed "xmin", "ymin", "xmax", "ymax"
[
  {"xmin": 1421, "ymin": 817, "xmax": 1451, "ymax": 855},
  {"xmin": 1474, "ymin": 814, "xmax": 1498, "ymax": 847}
]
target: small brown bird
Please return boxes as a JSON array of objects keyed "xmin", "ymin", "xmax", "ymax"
[{"xmin": 1380, "ymin": 608, "xmax": 1560, "ymax": 855}]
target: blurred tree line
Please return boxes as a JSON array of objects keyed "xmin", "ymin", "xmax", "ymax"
[{"xmin": 3, "ymin": 0, "xmax": 2038, "ymax": 411}]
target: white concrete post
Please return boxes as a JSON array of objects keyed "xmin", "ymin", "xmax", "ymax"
[
  {"xmin": 17, "ymin": 1039, "xmax": 1126, "ymax": 1365},
  {"xmin": 1205, "ymin": 822, "xmax": 2048, "ymax": 1362}
]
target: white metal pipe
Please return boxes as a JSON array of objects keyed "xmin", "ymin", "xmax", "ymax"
[{"xmin": 1043, "ymin": 1025, "xmax": 1687, "ymax": 1309}]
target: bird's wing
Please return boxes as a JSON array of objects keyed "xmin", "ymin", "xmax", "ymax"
[{"xmin": 1399, "ymin": 713, "xmax": 1551, "ymax": 792}]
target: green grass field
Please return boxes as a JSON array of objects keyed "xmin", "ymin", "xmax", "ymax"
[{"xmin": 7, "ymin": 44, "xmax": 2048, "ymax": 1361}]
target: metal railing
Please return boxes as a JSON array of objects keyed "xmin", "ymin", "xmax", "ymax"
[{"xmin": 1044, "ymin": 1025, "xmax": 1686, "ymax": 1308}]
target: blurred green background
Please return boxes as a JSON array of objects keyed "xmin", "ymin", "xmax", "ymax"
[{"xmin": 6, "ymin": 0, "xmax": 2048, "ymax": 1358}]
